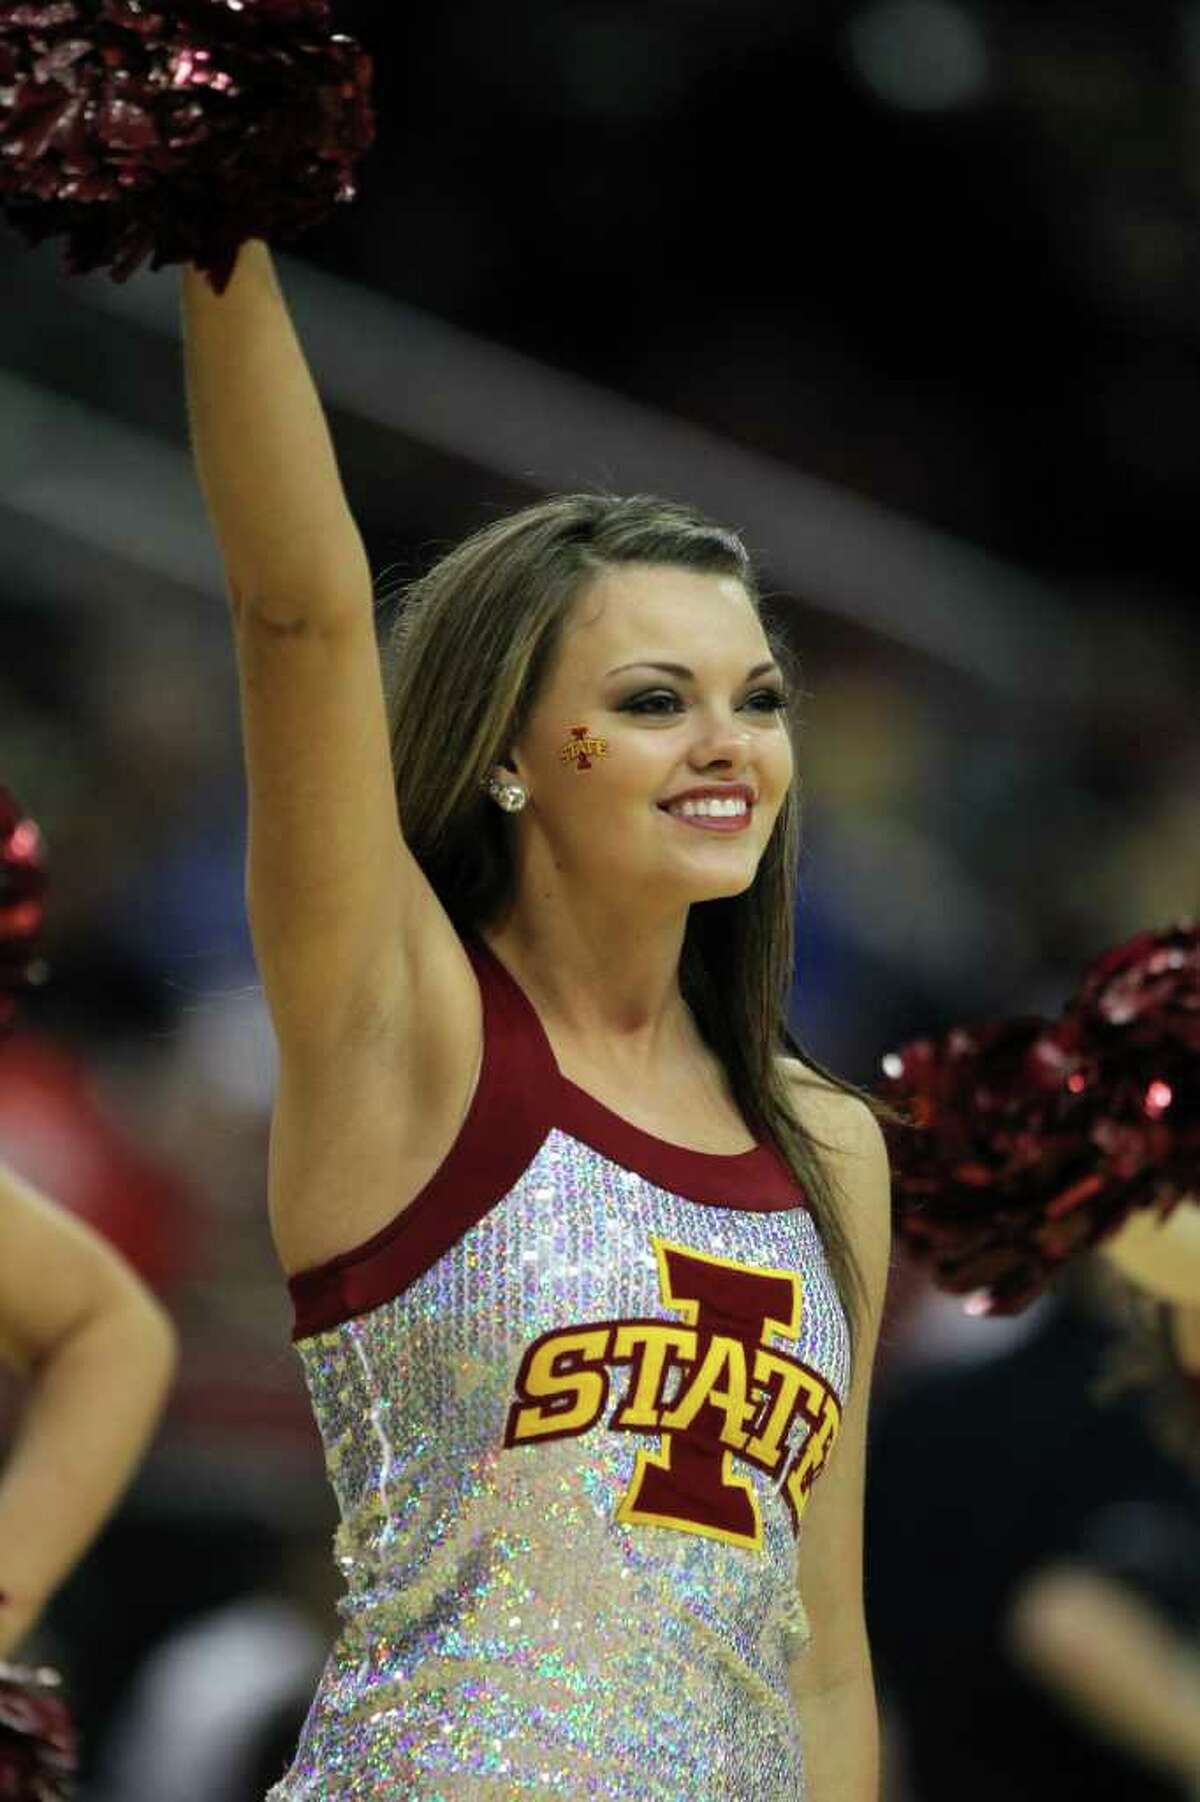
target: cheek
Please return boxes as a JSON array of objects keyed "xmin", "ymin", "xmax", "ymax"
[{"xmin": 610, "ymin": 732, "xmax": 684, "ymax": 807}]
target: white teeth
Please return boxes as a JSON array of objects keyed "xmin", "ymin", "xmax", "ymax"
[{"xmin": 668, "ymin": 796, "xmax": 748, "ymax": 818}]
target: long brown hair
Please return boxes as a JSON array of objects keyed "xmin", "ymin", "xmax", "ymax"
[{"xmin": 380, "ymin": 492, "xmax": 898, "ymax": 1363}]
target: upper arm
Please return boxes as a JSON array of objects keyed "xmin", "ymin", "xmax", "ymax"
[
  {"xmin": 0, "ymin": 1162, "xmax": 168, "ymax": 1375},
  {"xmin": 233, "ymin": 590, "xmax": 430, "ymax": 1051},
  {"xmin": 785, "ymin": 1073, "xmax": 894, "ymax": 1686}
]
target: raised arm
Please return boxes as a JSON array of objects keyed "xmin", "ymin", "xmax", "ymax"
[
  {"xmin": 181, "ymin": 243, "xmax": 484, "ymax": 1275},
  {"xmin": 182, "ymin": 242, "xmax": 419, "ymax": 1050},
  {"xmin": 183, "ymin": 240, "xmax": 372, "ymax": 611}
]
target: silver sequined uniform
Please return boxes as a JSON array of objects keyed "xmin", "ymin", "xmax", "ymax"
[{"xmin": 267, "ymin": 1128, "xmax": 851, "ymax": 1801}]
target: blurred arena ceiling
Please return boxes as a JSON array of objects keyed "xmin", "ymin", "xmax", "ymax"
[{"xmin": 1, "ymin": 0, "xmax": 1197, "ymax": 697}]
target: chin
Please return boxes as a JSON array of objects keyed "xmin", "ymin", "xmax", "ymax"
[{"xmin": 675, "ymin": 862, "xmax": 760, "ymax": 903}]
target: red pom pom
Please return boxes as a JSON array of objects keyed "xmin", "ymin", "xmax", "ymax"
[
  {"xmin": 878, "ymin": 922, "xmax": 1199, "ymax": 1315},
  {"xmin": 0, "ymin": 1664, "xmax": 76, "ymax": 1801},
  {"xmin": 0, "ymin": 788, "xmax": 48, "ymax": 1035},
  {"xmin": 0, "ymin": 0, "xmax": 375, "ymax": 291},
  {"xmin": 1072, "ymin": 921, "xmax": 1200, "ymax": 1052}
]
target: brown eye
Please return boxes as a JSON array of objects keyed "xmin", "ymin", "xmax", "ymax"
[
  {"xmin": 621, "ymin": 692, "xmax": 683, "ymax": 713},
  {"xmin": 622, "ymin": 690, "xmax": 786, "ymax": 715}
]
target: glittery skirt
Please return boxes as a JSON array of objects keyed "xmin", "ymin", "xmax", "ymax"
[{"xmin": 264, "ymin": 1434, "xmax": 810, "ymax": 1800}]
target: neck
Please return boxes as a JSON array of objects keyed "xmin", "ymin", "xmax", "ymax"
[{"xmin": 481, "ymin": 899, "xmax": 700, "ymax": 1078}]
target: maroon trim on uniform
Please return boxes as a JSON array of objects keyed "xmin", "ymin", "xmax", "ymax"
[
  {"xmin": 551, "ymin": 1076, "xmax": 793, "ymax": 1205},
  {"xmin": 476, "ymin": 933, "xmax": 806, "ymax": 1210},
  {"xmin": 287, "ymin": 930, "xmax": 808, "ymax": 1340},
  {"xmin": 287, "ymin": 932, "xmax": 553, "ymax": 1340}
]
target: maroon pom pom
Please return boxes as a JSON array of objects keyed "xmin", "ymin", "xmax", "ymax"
[
  {"xmin": 0, "ymin": 787, "xmax": 48, "ymax": 1034},
  {"xmin": 0, "ymin": 1664, "xmax": 76, "ymax": 1801},
  {"xmin": 0, "ymin": 0, "xmax": 375, "ymax": 292},
  {"xmin": 1072, "ymin": 921, "xmax": 1200, "ymax": 1053},
  {"xmin": 879, "ymin": 922, "xmax": 1199, "ymax": 1316}
]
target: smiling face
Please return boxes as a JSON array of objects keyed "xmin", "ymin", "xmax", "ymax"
[{"xmin": 503, "ymin": 562, "xmax": 795, "ymax": 913}]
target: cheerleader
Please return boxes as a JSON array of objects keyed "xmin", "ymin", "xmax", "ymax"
[
  {"xmin": 0, "ymin": 789, "xmax": 177, "ymax": 1795},
  {"xmin": 178, "ymin": 235, "xmax": 893, "ymax": 1799},
  {"xmin": 0, "ymin": 1163, "xmax": 177, "ymax": 1664}
]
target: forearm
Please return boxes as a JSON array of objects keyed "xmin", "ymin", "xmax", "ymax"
[
  {"xmin": 1009, "ymin": 1571, "xmax": 1200, "ymax": 1785},
  {"xmin": 1059, "ymin": 1644, "xmax": 1200, "ymax": 1782},
  {"xmin": 0, "ymin": 1295, "xmax": 176, "ymax": 1656},
  {"xmin": 789, "ymin": 1661, "xmax": 880, "ymax": 1802},
  {"xmin": 181, "ymin": 238, "xmax": 372, "ymax": 614}
]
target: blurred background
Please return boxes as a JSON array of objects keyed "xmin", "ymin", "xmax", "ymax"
[{"xmin": 1, "ymin": 1, "xmax": 1198, "ymax": 1796}]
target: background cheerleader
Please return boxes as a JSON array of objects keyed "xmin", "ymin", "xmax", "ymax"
[{"xmin": 0, "ymin": 788, "xmax": 176, "ymax": 1797}]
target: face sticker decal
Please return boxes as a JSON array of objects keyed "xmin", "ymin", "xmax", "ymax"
[{"xmin": 559, "ymin": 725, "xmax": 609, "ymax": 771}]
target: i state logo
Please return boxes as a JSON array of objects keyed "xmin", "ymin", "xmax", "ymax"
[{"xmin": 503, "ymin": 1235, "xmax": 843, "ymax": 1550}]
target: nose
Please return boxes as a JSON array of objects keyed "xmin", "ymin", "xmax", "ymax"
[{"xmin": 687, "ymin": 709, "xmax": 754, "ymax": 770}]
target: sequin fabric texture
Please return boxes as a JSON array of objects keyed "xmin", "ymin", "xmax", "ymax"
[{"xmin": 267, "ymin": 1130, "xmax": 851, "ymax": 1801}]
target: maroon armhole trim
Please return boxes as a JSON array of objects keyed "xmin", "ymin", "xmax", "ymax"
[
  {"xmin": 287, "ymin": 932, "xmax": 809, "ymax": 1340},
  {"xmin": 287, "ymin": 935, "xmax": 555, "ymax": 1342}
]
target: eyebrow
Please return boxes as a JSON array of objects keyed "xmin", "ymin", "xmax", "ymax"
[{"xmin": 604, "ymin": 659, "xmax": 783, "ymax": 680}]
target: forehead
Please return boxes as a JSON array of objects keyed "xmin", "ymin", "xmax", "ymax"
[{"xmin": 560, "ymin": 564, "xmax": 763, "ymax": 669}]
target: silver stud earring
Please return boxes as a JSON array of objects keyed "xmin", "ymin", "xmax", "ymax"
[{"xmin": 485, "ymin": 772, "xmax": 528, "ymax": 813}]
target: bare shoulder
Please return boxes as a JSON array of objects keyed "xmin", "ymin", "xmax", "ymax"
[
  {"xmin": 776, "ymin": 1054, "xmax": 893, "ymax": 1300},
  {"xmin": 776, "ymin": 1053, "xmax": 882, "ymax": 1158}
]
